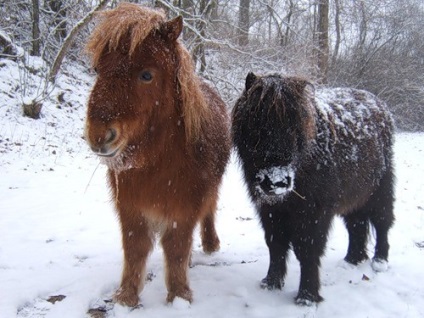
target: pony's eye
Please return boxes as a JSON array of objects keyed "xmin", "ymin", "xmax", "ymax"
[{"xmin": 139, "ymin": 70, "xmax": 153, "ymax": 82}]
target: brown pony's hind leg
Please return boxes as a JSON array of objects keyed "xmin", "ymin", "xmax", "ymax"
[
  {"xmin": 201, "ymin": 212, "xmax": 220, "ymax": 254},
  {"xmin": 200, "ymin": 192, "xmax": 220, "ymax": 254},
  {"xmin": 114, "ymin": 213, "xmax": 153, "ymax": 307},
  {"xmin": 161, "ymin": 221, "xmax": 195, "ymax": 303}
]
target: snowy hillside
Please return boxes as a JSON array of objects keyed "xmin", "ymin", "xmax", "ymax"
[{"xmin": 0, "ymin": 59, "xmax": 423, "ymax": 318}]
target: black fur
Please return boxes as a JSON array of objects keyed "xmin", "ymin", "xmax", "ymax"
[{"xmin": 232, "ymin": 73, "xmax": 395, "ymax": 305}]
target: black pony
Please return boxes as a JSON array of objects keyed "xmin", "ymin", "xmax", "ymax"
[{"xmin": 232, "ymin": 73, "xmax": 395, "ymax": 305}]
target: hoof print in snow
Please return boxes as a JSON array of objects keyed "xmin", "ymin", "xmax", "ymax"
[
  {"xmin": 415, "ymin": 241, "xmax": 424, "ymax": 249},
  {"xmin": 46, "ymin": 294, "xmax": 66, "ymax": 304},
  {"xmin": 146, "ymin": 271, "xmax": 156, "ymax": 282},
  {"xmin": 87, "ymin": 307, "xmax": 108, "ymax": 318},
  {"xmin": 87, "ymin": 298, "xmax": 114, "ymax": 318}
]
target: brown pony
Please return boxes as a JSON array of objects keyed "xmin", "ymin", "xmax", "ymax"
[{"xmin": 84, "ymin": 4, "xmax": 230, "ymax": 307}]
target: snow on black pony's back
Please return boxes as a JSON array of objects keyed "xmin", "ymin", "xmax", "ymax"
[{"xmin": 232, "ymin": 73, "xmax": 395, "ymax": 305}]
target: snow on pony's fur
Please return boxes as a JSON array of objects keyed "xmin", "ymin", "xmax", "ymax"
[
  {"xmin": 232, "ymin": 73, "xmax": 395, "ymax": 305},
  {"xmin": 84, "ymin": 3, "xmax": 230, "ymax": 307}
]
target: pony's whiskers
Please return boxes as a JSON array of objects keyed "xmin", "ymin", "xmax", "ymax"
[{"xmin": 84, "ymin": 160, "xmax": 101, "ymax": 195}]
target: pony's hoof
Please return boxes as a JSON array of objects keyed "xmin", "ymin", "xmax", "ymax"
[
  {"xmin": 202, "ymin": 237, "xmax": 220, "ymax": 254},
  {"xmin": 372, "ymin": 258, "xmax": 388, "ymax": 272},
  {"xmin": 166, "ymin": 287, "xmax": 193, "ymax": 304},
  {"xmin": 260, "ymin": 276, "xmax": 283, "ymax": 290},
  {"xmin": 295, "ymin": 291, "xmax": 323, "ymax": 306},
  {"xmin": 114, "ymin": 288, "xmax": 140, "ymax": 308},
  {"xmin": 170, "ymin": 296, "xmax": 191, "ymax": 309},
  {"xmin": 344, "ymin": 253, "xmax": 369, "ymax": 265}
]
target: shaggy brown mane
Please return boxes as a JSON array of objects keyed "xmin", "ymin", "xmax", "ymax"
[
  {"xmin": 85, "ymin": 3, "xmax": 210, "ymax": 141},
  {"xmin": 85, "ymin": 4, "xmax": 165, "ymax": 65}
]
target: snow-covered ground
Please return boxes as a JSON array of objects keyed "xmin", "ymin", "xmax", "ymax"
[{"xmin": 1, "ymin": 59, "xmax": 423, "ymax": 317}]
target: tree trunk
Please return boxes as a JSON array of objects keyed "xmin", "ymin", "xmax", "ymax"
[
  {"xmin": 238, "ymin": 0, "xmax": 250, "ymax": 46},
  {"xmin": 193, "ymin": 0, "xmax": 213, "ymax": 74},
  {"xmin": 31, "ymin": 0, "xmax": 40, "ymax": 56},
  {"xmin": 210, "ymin": 0, "xmax": 218, "ymax": 20},
  {"xmin": 331, "ymin": 0, "xmax": 341, "ymax": 66},
  {"xmin": 315, "ymin": 0, "xmax": 329, "ymax": 84},
  {"xmin": 282, "ymin": 0, "xmax": 294, "ymax": 47}
]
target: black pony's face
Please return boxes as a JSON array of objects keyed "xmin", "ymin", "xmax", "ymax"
[{"xmin": 232, "ymin": 73, "xmax": 312, "ymax": 202}]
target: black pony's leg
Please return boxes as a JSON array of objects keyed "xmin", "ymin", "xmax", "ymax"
[
  {"xmin": 344, "ymin": 169, "xmax": 394, "ymax": 270},
  {"xmin": 368, "ymin": 170, "xmax": 395, "ymax": 268},
  {"xmin": 343, "ymin": 211, "xmax": 369, "ymax": 265},
  {"xmin": 259, "ymin": 206, "xmax": 290, "ymax": 290},
  {"xmin": 292, "ymin": 212, "xmax": 333, "ymax": 305}
]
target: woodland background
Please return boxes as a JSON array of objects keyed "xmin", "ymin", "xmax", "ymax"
[{"xmin": 0, "ymin": 0, "xmax": 423, "ymax": 131}]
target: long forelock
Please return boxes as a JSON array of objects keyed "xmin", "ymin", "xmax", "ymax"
[
  {"xmin": 247, "ymin": 75, "xmax": 317, "ymax": 143},
  {"xmin": 247, "ymin": 75, "xmax": 287, "ymax": 119},
  {"xmin": 85, "ymin": 3, "xmax": 166, "ymax": 66}
]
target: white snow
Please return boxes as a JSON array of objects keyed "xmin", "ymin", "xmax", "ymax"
[{"xmin": 1, "ymin": 59, "xmax": 424, "ymax": 317}]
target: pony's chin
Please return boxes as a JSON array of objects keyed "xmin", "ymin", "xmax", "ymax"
[
  {"xmin": 98, "ymin": 148, "xmax": 129, "ymax": 171},
  {"xmin": 99, "ymin": 147, "xmax": 144, "ymax": 173},
  {"xmin": 97, "ymin": 147, "xmax": 121, "ymax": 158},
  {"xmin": 254, "ymin": 188, "xmax": 292, "ymax": 206},
  {"xmin": 100, "ymin": 155, "xmax": 132, "ymax": 172},
  {"xmin": 95, "ymin": 140, "xmax": 127, "ymax": 159}
]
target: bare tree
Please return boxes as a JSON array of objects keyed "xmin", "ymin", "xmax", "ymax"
[
  {"xmin": 331, "ymin": 0, "xmax": 341, "ymax": 65},
  {"xmin": 31, "ymin": 0, "xmax": 40, "ymax": 56},
  {"xmin": 49, "ymin": 0, "xmax": 111, "ymax": 83},
  {"xmin": 46, "ymin": 0, "xmax": 68, "ymax": 42},
  {"xmin": 314, "ymin": 0, "xmax": 329, "ymax": 84},
  {"xmin": 238, "ymin": 0, "xmax": 250, "ymax": 46},
  {"xmin": 21, "ymin": 0, "xmax": 111, "ymax": 118}
]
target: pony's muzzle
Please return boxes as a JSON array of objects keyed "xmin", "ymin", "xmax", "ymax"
[
  {"xmin": 256, "ymin": 166, "xmax": 295, "ymax": 197},
  {"xmin": 88, "ymin": 128, "xmax": 120, "ymax": 157},
  {"xmin": 259, "ymin": 175, "xmax": 292, "ymax": 195}
]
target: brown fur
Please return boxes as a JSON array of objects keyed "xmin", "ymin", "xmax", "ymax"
[{"xmin": 84, "ymin": 3, "xmax": 230, "ymax": 307}]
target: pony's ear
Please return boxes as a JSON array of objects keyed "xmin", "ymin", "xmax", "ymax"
[
  {"xmin": 292, "ymin": 78, "xmax": 315, "ymax": 98},
  {"xmin": 302, "ymin": 81, "xmax": 315, "ymax": 98},
  {"xmin": 245, "ymin": 72, "xmax": 257, "ymax": 91},
  {"xmin": 160, "ymin": 16, "xmax": 183, "ymax": 41}
]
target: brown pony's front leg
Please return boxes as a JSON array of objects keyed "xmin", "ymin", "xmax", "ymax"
[
  {"xmin": 114, "ymin": 212, "xmax": 153, "ymax": 307},
  {"xmin": 161, "ymin": 220, "xmax": 195, "ymax": 303}
]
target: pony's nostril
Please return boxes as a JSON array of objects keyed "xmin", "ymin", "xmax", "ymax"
[{"xmin": 105, "ymin": 128, "xmax": 117, "ymax": 144}]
